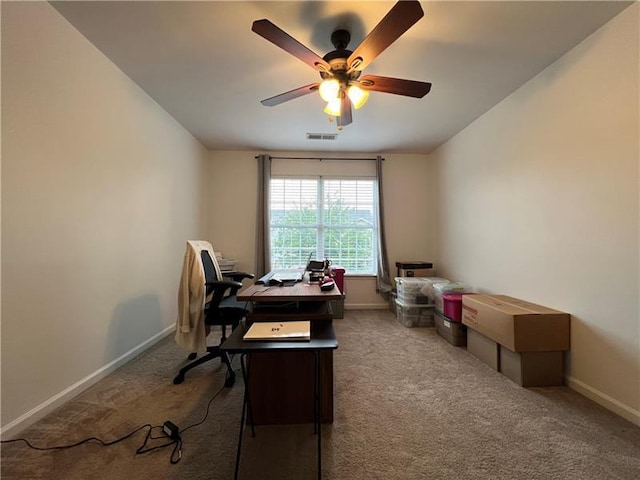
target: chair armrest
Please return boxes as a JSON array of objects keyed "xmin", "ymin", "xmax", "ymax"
[
  {"xmin": 206, "ymin": 279, "xmax": 243, "ymax": 291},
  {"xmin": 206, "ymin": 280, "xmax": 243, "ymax": 303},
  {"xmin": 222, "ymin": 271, "xmax": 255, "ymax": 283}
]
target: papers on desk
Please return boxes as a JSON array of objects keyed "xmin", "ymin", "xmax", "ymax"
[{"xmin": 243, "ymin": 321, "xmax": 311, "ymax": 341}]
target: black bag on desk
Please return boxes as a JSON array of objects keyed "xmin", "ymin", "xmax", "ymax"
[{"xmin": 306, "ymin": 260, "xmax": 325, "ymax": 272}]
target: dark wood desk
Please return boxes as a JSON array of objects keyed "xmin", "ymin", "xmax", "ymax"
[
  {"xmin": 221, "ymin": 322, "xmax": 338, "ymax": 480},
  {"xmin": 237, "ymin": 280, "xmax": 343, "ymax": 304},
  {"xmin": 236, "ymin": 279, "xmax": 341, "ymax": 425}
]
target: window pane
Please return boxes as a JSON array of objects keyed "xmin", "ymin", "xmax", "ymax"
[
  {"xmin": 270, "ymin": 179, "xmax": 317, "ymax": 226},
  {"xmin": 270, "ymin": 227, "xmax": 316, "ymax": 269},
  {"xmin": 324, "ymin": 228, "xmax": 375, "ymax": 273},
  {"xmin": 323, "ymin": 180, "xmax": 375, "ymax": 227}
]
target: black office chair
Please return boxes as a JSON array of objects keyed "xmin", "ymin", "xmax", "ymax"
[{"xmin": 173, "ymin": 250, "xmax": 254, "ymax": 387}]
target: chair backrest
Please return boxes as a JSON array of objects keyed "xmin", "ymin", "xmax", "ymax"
[
  {"xmin": 201, "ymin": 250, "xmax": 220, "ymax": 296},
  {"xmin": 199, "ymin": 247, "xmax": 246, "ymax": 331}
]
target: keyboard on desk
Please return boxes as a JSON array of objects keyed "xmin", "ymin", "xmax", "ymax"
[{"xmin": 257, "ymin": 269, "xmax": 304, "ymax": 284}]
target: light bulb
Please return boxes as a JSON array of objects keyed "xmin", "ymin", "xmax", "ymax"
[
  {"xmin": 323, "ymin": 98, "xmax": 342, "ymax": 117},
  {"xmin": 319, "ymin": 79, "xmax": 340, "ymax": 102},
  {"xmin": 347, "ymin": 85, "xmax": 369, "ymax": 109}
]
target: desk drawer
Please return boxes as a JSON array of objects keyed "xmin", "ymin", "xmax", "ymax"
[{"xmin": 248, "ymin": 302, "xmax": 333, "ymax": 323}]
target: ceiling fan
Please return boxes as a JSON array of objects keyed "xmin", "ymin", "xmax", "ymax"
[{"xmin": 252, "ymin": 0, "xmax": 432, "ymax": 129}]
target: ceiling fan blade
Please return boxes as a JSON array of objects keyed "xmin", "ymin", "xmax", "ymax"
[
  {"xmin": 260, "ymin": 83, "xmax": 320, "ymax": 107},
  {"xmin": 252, "ymin": 19, "xmax": 331, "ymax": 73},
  {"xmin": 358, "ymin": 75, "xmax": 431, "ymax": 98},
  {"xmin": 337, "ymin": 95, "xmax": 352, "ymax": 128},
  {"xmin": 347, "ymin": 0, "xmax": 424, "ymax": 72}
]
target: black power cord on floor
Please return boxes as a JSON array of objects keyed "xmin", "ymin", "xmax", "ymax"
[
  {"xmin": 0, "ymin": 375, "xmax": 230, "ymax": 465},
  {"xmin": 0, "ymin": 422, "xmax": 185, "ymax": 463}
]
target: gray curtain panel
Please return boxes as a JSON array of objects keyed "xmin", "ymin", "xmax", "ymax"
[
  {"xmin": 375, "ymin": 155, "xmax": 392, "ymax": 296},
  {"xmin": 255, "ymin": 154, "xmax": 271, "ymax": 277}
]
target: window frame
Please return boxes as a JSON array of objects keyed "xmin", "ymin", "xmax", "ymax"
[{"xmin": 269, "ymin": 175, "xmax": 379, "ymax": 275}]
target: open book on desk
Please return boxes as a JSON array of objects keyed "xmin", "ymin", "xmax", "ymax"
[{"xmin": 243, "ymin": 321, "xmax": 311, "ymax": 341}]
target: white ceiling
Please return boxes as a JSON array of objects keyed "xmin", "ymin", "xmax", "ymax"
[{"xmin": 50, "ymin": 1, "xmax": 632, "ymax": 154}]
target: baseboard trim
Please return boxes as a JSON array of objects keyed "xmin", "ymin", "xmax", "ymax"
[
  {"xmin": 0, "ymin": 325, "xmax": 175, "ymax": 439},
  {"xmin": 345, "ymin": 304, "xmax": 388, "ymax": 310},
  {"xmin": 567, "ymin": 376, "xmax": 640, "ymax": 426}
]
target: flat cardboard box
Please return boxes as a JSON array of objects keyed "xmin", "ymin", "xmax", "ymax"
[
  {"xmin": 467, "ymin": 328, "xmax": 500, "ymax": 370},
  {"xmin": 462, "ymin": 294, "xmax": 570, "ymax": 352},
  {"xmin": 500, "ymin": 346, "xmax": 564, "ymax": 387},
  {"xmin": 398, "ymin": 267, "xmax": 436, "ymax": 278},
  {"xmin": 435, "ymin": 312, "xmax": 467, "ymax": 346}
]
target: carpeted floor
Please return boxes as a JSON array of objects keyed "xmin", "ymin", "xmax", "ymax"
[{"xmin": 2, "ymin": 310, "xmax": 639, "ymax": 479}]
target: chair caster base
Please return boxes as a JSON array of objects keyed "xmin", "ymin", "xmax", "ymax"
[
  {"xmin": 173, "ymin": 374, "xmax": 185, "ymax": 385},
  {"xmin": 188, "ymin": 352, "xmax": 197, "ymax": 360}
]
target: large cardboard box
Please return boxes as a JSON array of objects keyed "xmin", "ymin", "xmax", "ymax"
[
  {"xmin": 467, "ymin": 328, "xmax": 500, "ymax": 370},
  {"xmin": 500, "ymin": 346, "xmax": 564, "ymax": 387},
  {"xmin": 462, "ymin": 295, "xmax": 570, "ymax": 352}
]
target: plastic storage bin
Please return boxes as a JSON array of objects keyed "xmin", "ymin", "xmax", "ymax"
[
  {"xmin": 442, "ymin": 293, "xmax": 469, "ymax": 322},
  {"xmin": 395, "ymin": 299, "xmax": 435, "ymax": 327},
  {"xmin": 435, "ymin": 312, "xmax": 467, "ymax": 346},
  {"xmin": 395, "ymin": 277, "xmax": 436, "ymax": 305},
  {"xmin": 418, "ymin": 278, "xmax": 450, "ymax": 300},
  {"xmin": 433, "ymin": 282, "xmax": 471, "ymax": 314}
]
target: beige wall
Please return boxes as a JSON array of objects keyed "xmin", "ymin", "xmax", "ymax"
[
  {"xmin": 206, "ymin": 151, "xmax": 437, "ymax": 308},
  {"xmin": 432, "ymin": 5, "xmax": 639, "ymax": 424},
  {"xmin": 1, "ymin": 2, "xmax": 207, "ymax": 432}
]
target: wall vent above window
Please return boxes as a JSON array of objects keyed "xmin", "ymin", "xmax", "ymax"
[{"xmin": 306, "ymin": 133, "xmax": 338, "ymax": 141}]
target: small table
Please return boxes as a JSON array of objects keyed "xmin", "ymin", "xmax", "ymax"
[{"xmin": 221, "ymin": 321, "xmax": 338, "ymax": 480}]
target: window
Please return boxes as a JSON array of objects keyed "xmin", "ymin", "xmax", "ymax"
[{"xmin": 270, "ymin": 177, "xmax": 378, "ymax": 274}]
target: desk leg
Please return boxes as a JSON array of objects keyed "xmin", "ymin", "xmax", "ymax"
[
  {"xmin": 314, "ymin": 351, "xmax": 321, "ymax": 480},
  {"xmin": 244, "ymin": 355, "xmax": 256, "ymax": 435},
  {"xmin": 234, "ymin": 354, "xmax": 255, "ymax": 480}
]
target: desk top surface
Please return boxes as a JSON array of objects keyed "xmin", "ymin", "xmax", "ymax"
[
  {"xmin": 221, "ymin": 321, "xmax": 338, "ymax": 353},
  {"xmin": 237, "ymin": 281, "xmax": 342, "ymax": 302}
]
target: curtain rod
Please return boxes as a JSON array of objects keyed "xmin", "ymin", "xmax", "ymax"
[{"xmin": 256, "ymin": 155, "xmax": 384, "ymax": 161}]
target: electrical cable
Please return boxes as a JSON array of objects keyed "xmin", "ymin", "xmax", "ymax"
[
  {"xmin": 135, "ymin": 425, "xmax": 182, "ymax": 464},
  {"xmin": 0, "ymin": 423, "xmax": 154, "ymax": 451},
  {"xmin": 0, "ymin": 366, "xmax": 236, "ymax": 465},
  {"xmin": 179, "ymin": 382, "xmax": 226, "ymax": 435},
  {"xmin": 242, "ymin": 285, "xmax": 272, "ymax": 311}
]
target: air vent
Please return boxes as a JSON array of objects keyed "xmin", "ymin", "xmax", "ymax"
[{"xmin": 306, "ymin": 133, "xmax": 338, "ymax": 141}]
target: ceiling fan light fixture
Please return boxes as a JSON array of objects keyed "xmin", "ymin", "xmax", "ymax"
[
  {"xmin": 324, "ymin": 97, "xmax": 342, "ymax": 117},
  {"xmin": 319, "ymin": 78, "xmax": 340, "ymax": 102},
  {"xmin": 347, "ymin": 85, "xmax": 369, "ymax": 109}
]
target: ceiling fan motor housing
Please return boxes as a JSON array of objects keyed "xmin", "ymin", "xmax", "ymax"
[{"xmin": 320, "ymin": 29, "xmax": 360, "ymax": 81}]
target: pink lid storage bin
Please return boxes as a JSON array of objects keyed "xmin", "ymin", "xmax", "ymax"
[{"xmin": 442, "ymin": 293, "xmax": 469, "ymax": 322}]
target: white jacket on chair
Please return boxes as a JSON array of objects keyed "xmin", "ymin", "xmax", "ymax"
[{"xmin": 174, "ymin": 240, "xmax": 221, "ymax": 353}]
